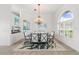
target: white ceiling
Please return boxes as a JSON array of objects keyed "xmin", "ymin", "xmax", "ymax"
[{"xmin": 12, "ymin": 4, "xmax": 64, "ymax": 14}]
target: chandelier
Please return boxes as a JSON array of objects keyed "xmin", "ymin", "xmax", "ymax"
[{"xmin": 34, "ymin": 4, "xmax": 44, "ymax": 24}]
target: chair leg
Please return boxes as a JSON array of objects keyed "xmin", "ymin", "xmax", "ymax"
[
  {"xmin": 47, "ymin": 43, "xmax": 49, "ymax": 49},
  {"xmin": 54, "ymin": 42, "xmax": 56, "ymax": 48}
]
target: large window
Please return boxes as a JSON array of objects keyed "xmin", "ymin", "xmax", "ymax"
[{"xmin": 58, "ymin": 11, "xmax": 73, "ymax": 38}]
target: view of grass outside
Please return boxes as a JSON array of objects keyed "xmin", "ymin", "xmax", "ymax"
[
  {"xmin": 64, "ymin": 30, "xmax": 73, "ymax": 38},
  {"xmin": 59, "ymin": 29, "xmax": 73, "ymax": 38}
]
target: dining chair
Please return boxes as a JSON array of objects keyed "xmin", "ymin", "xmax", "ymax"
[
  {"xmin": 23, "ymin": 32, "xmax": 31, "ymax": 46},
  {"xmin": 53, "ymin": 32, "xmax": 56, "ymax": 48},
  {"xmin": 48, "ymin": 31, "xmax": 56, "ymax": 48},
  {"xmin": 30, "ymin": 32, "xmax": 39, "ymax": 49},
  {"xmin": 19, "ymin": 32, "xmax": 31, "ymax": 49},
  {"xmin": 40, "ymin": 33, "xmax": 48, "ymax": 49}
]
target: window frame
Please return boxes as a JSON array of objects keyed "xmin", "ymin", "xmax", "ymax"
[{"xmin": 58, "ymin": 10, "xmax": 73, "ymax": 39}]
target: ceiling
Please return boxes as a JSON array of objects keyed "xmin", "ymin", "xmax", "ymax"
[{"xmin": 11, "ymin": 4, "xmax": 64, "ymax": 14}]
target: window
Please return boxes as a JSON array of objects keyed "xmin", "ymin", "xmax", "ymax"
[
  {"xmin": 14, "ymin": 16, "xmax": 20, "ymax": 26},
  {"xmin": 23, "ymin": 20, "xmax": 30, "ymax": 32},
  {"xmin": 37, "ymin": 24, "xmax": 47, "ymax": 32},
  {"xmin": 58, "ymin": 11, "xmax": 73, "ymax": 38}
]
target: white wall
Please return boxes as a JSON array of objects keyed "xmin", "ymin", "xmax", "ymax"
[
  {"xmin": 0, "ymin": 5, "xmax": 11, "ymax": 46},
  {"xmin": 56, "ymin": 4, "xmax": 79, "ymax": 52}
]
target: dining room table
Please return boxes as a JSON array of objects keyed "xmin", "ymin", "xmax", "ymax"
[{"xmin": 22, "ymin": 31, "xmax": 55, "ymax": 49}]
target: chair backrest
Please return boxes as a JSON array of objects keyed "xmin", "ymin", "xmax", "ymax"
[
  {"xmin": 31, "ymin": 33, "xmax": 38, "ymax": 42},
  {"xmin": 23, "ymin": 32, "xmax": 31, "ymax": 40},
  {"xmin": 48, "ymin": 31, "xmax": 55, "ymax": 39},
  {"xmin": 40, "ymin": 33, "xmax": 48, "ymax": 42}
]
